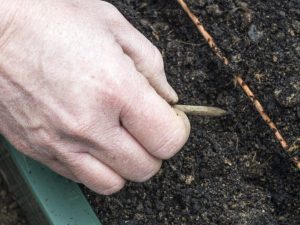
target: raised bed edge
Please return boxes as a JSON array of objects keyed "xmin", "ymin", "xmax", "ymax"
[{"xmin": 0, "ymin": 136, "xmax": 102, "ymax": 225}]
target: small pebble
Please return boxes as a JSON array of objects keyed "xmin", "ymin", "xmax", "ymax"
[
  {"xmin": 198, "ymin": 0, "xmax": 207, "ymax": 7},
  {"xmin": 185, "ymin": 175, "xmax": 195, "ymax": 185},
  {"xmin": 206, "ymin": 4, "xmax": 223, "ymax": 16},
  {"xmin": 248, "ymin": 24, "xmax": 264, "ymax": 42},
  {"xmin": 236, "ymin": 1, "xmax": 248, "ymax": 9},
  {"xmin": 224, "ymin": 159, "xmax": 233, "ymax": 166},
  {"xmin": 294, "ymin": 44, "xmax": 300, "ymax": 56},
  {"xmin": 278, "ymin": 10, "xmax": 286, "ymax": 18},
  {"xmin": 272, "ymin": 54, "xmax": 278, "ymax": 62},
  {"xmin": 231, "ymin": 54, "xmax": 242, "ymax": 63},
  {"xmin": 133, "ymin": 213, "xmax": 144, "ymax": 221}
]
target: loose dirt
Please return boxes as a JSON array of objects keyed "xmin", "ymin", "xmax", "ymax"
[
  {"xmin": 85, "ymin": 0, "xmax": 300, "ymax": 224},
  {"xmin": 0, "ymin": 175, "xmax": 27, "ymax": 225}
]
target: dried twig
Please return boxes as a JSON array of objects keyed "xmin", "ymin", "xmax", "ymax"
[
  {"xmin": 177, "ymin": 0, "xmax": 229, "ymax": 65},
  {"xmin": 177, "ymin": 0, "xmax": 300, "ymax": 169},
  {"xmin": 234, "ymin": 76, "xmax": 288, "ymax": 150}
]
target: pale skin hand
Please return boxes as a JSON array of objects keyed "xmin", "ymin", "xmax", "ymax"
[{"xmin": 0, "ymin": 0, "xmax": 190, "ymax": 195}]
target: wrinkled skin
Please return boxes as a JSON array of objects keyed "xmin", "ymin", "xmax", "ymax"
[{"xmin": 0, "ymin": 0, "xmax": 190, "ymax": 195}]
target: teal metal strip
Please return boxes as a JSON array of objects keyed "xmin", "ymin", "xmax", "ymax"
[{"xmin": 0, "ymin": 136, "xmax": 102, "ymax": 225}]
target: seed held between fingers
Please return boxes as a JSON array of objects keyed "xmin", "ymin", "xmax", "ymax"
[{"xmin": 173, "ymin": 104, "xmax": 227, "ymax": 117}]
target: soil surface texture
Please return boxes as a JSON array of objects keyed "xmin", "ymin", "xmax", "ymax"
[
  {"xmin": 0, "ymin": 174, "xmax": 27, "ymax": 225},
  {"xmin": 84, "ymin": 0, "xmax": 300, "ymax": 224}
]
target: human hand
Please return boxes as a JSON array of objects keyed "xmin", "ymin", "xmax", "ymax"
[{"xmin": 0, "ymin": 0, "xmax": 190, "ymax": 194}]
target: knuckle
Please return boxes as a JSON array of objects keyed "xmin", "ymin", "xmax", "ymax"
[
  {"xmin": 151, "ymin": 46, "xmax": 165, "ymax": 74},
  {"xmin": 98, "ymin": 85, "xmax": 123, "ymax": 108},
  {"xmin": 31, "ymin": 127, "xmax": 60, "ymax": 150},
  {"xmin": 139, "ymin": 45, "xmax": 165, "ymax": 78},
  {"xmin": 63, "ymin": 120, "xmax": 92, "ymax": 139},
  {"xmin": 59, "ymin": 113, "xmax": 102, "ymax": 140},
  {"xmin": 63, "ymin": 121, "xmax": 81, "ymax": 137}
]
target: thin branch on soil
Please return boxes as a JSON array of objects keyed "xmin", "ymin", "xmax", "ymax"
[
  {"xmin": 177, "ymin": 0, "xmax": 300, "ymax": 169},
  {"xmin": 234, "ymin": 76, "xmax": 288, "ymax": 150},
  {"xmin": 235, "ymin": 76, "xmax": 300, "ymax": 168},
  {"xmin": 177, "ymin": 0, "xmax": 229, "ymax": 65}
]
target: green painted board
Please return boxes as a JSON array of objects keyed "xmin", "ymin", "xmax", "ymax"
[{"xmin": 0, "ymin": 136, "xmax": 102, "ymax": 225}]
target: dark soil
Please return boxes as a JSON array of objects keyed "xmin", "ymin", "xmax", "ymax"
[
  {"xmin": 84, "ymin": 0, "xmax": 300, "ymax": 224},
  {"xmin": 0, "ymin": 175, "xmax": 28, "ymax": 225}
]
